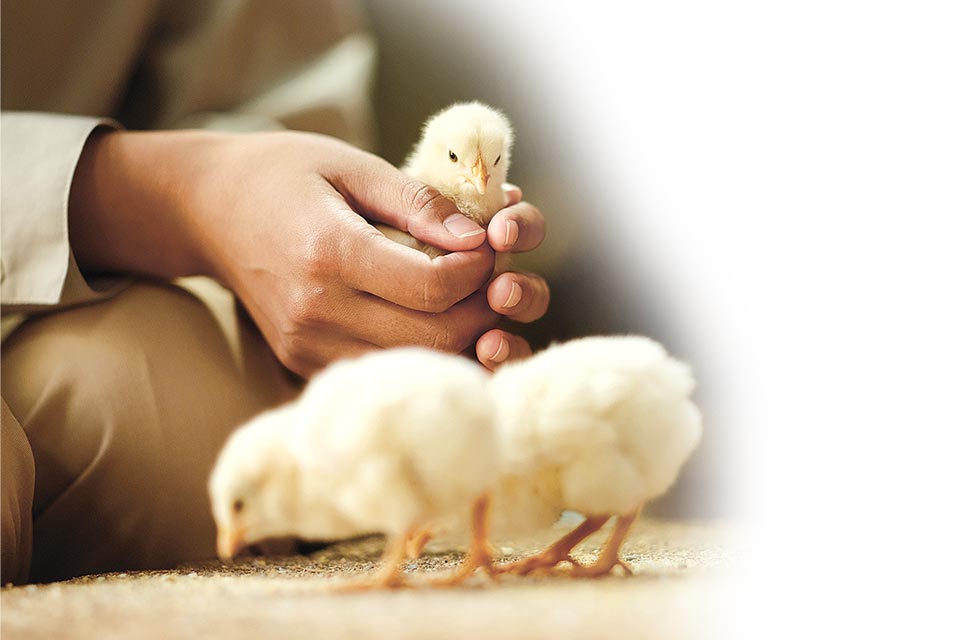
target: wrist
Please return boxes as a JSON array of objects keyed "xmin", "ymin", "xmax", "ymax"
[{"xmin": 68, "ymin": 128, "xmax": 233, "ymax": 281}]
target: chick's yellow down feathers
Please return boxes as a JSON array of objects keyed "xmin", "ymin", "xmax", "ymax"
[
  {"xmin": 208, "ymin": 348, "xmax": 500, "ymax": 588},
  {"xmin": 488, "ymin": 336, "xmax": 703, "ymax": 576},
  {"xmin": 377, "ymin": 101, "xmax": 514, "ymax": 258}
]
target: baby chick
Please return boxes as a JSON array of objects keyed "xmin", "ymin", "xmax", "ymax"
[
  {"xmin": 378, "ymin": 101, "xmax": 514, "ymax": 258},
  {"xmin": 488, "ymin": 336, "xmax": 703, "ymax": 577},
  {"xmin": 209, "ymin": 348, "xmax": 500, "ymax": 589}
]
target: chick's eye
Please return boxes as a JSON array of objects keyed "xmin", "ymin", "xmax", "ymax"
[
  {"xmin": 233, "ymin": 499, "xmax": 244, "ymax": 514},
  {"xmin": 494, "ymin": 155, "xmax": 501, "ymax": 166},
  {"xmin": 448, "ymin": 150, "xmax": 458, "ymax": 163}
]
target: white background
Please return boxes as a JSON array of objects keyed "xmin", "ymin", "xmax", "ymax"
[{"xmin": 516, "ymin": 2, "xmax": 960, "ymax": 636}]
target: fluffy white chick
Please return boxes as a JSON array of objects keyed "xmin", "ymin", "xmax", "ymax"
[
  {"xmin": 209, "ymin": 348, "xmax": 500, "ymax": 588},
  {"xmin": 377, "ymin": 101, "xmax": 513, "ymax": 258},
  {"xmin": 488, "ymin": 336, "xmax": 703, "ymax": 577}
]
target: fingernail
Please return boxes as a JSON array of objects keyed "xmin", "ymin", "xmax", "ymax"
[
  {"xmin": 489, "ymin": 336, "xmax": 510, "ymax": 363},
  {"xmin": 503, "ymin": 219, "xmax": 519, "ymax": 248},
  {"xmin": 502, "ymin": 281, "xmax": 522, "ymax": 309},
  {"xmin": 443, "ymin": 213, "xmax": 484, "ymax": 238}
]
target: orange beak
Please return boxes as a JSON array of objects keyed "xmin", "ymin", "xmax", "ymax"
[
  {"xmin": 470, "ymin": 156, "xmax": 489, "ymax": 195},
  {"xmin": 217, "ymin": 525, "xmax": 246, "ymax": 560}
]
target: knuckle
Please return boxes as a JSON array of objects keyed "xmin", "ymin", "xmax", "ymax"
[
  {"xmin": 418, "ymin": 272, "xmax": 455, "ymax": 313},
  {"xmin": 285, "ymin": 296, "xmax": 314, "ymax": 327},
  {"xmin": 429, "ymin": 326, "xmax": 456, "ymax": 352},
  {"xmin": 402, "ymin": 180, "xmax": 448, "ymax": 221},
  {"xmin": 284, "ymin": 285, "xmax": 329, "ymax": 328},
  {"xmin": 428, "ymin": 324, "xmax": 473, "ymax": 354}
]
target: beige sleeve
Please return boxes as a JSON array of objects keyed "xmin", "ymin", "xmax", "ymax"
[
  {"xmin": 0, "ymin": 113, "xmax": 130, "ymax": 317},
  {"xmin": 1, "ymin": 0, "xmax": 377, "ymax": 336}
]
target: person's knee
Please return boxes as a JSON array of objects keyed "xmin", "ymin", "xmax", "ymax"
[
  {"xmin": 1, "ymin": 281, "xmax": 294, "ymax": 579},
  {"xmin": 1, "ymin": 284, "xmax": 237, "ymax": 512}
]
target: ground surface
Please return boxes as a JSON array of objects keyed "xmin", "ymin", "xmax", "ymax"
[{"xmin": 1, "ymin": 517, "xmax": 737, "ymax": 639}]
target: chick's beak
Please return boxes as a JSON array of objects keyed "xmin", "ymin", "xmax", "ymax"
[
  {"xmin": 217, "ymin": 525, "xmax": 246, "ymax": 560},
  {"xmin": 470, "ymin": 156, "xmax": 489, "ymax": 195}
]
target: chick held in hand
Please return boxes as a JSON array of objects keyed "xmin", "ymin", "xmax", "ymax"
[
  {"xmin": 208, "ymin": 348, "xmax": 501, "ymax": 589},
  {"xmin": 378, "ymin": 101, "xmax": 514, "ymax": 258},
  {"xmin": 488, "ymin": 336, "xmax": 703, "ymax": 577}
]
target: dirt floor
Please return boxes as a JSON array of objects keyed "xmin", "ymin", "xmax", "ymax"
[{"xmin": 1, "ymin": 517, "xmax": 738, "ymax": 639}]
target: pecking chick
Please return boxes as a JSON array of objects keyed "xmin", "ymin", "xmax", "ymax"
[
  {"xmin": 209, "ymin": 348, "xmax": 501, "ymax": 588},
  {"xmin": 377, "ymin": 101, "xmax": 514, "ymax": 258},
  {"xmin": 488, "ymin": 336, "xmax": 703, "ymax": 576}
]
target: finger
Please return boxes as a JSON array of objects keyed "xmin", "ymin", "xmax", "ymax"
[
  {"xmin": 340, "ymin": 215, "xmax": 496, "ymax": 313},
  {"xmin": 486, "ymin": 271, "xmax": 550, "ymax": 323},
  {"xmin": 502, "ymin": 183, "xmax": 523, "ymax": 205},
  {"xmin": 328, "ymin": 153, "xmax": 487, "ymax": 252},
  {"xmin": 475, "ymin": 329, "xmax": 533, "ymax": 370},
  {"xmin": 486, "ymin": 201, "xmax": 546, "ymax": 253},
  {"xmin": 342, "ymin": 289, "xmax": 500, "ymax": 353}
]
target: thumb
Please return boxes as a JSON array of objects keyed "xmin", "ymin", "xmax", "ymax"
[{"xmin": 330, "ymin": 154, "xmax": 487, "ymax": 252}]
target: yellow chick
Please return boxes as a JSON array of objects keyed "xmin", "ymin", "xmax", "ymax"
[
  {"xmin": 489, "ymin": 336, "xmax": 703, "ymax": 577},
  {"xmin": 378, "ymin": 101, "xmax": 514, "ymax": 258},
  {"xmin": 208, "ymin": 348, "xmax": 500, "ymax": 589}
]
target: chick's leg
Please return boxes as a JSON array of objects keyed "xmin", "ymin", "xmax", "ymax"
[
  {"xmin": 434, "ymin": 493, "xmax": 498, "ymax": 586},
  {"xmin": 571, "ymin": 507, "xmax": 639, "ymax": 578},
  {"xmin": 405, "ymin": 528, "xmax": 433, "ymax": 559},
  {"xmin": 340, "ymin": 531, "xmax": 411, "ymax": 591},
  {"xmin": 498, "ymin": 514, "xmax": 611, "ymax": 576}
]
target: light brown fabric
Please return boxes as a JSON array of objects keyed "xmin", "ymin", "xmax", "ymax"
[
  {"xmin": 1, "ymin": 398, "xmax": 35, "ymax": 585},
  {"xmin": 1, "ymin": 280, "xmax": 299, "ymax": 583}
]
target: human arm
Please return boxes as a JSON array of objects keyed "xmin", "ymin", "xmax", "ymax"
[{"xmin": 66, "ymin": 128, "xmax": 547, "ymax": 375}]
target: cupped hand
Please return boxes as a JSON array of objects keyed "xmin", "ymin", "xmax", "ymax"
[
  {"xmin": 69, "ymin": 130, "xmax": 549, "ymax": 376},
  {"xmin": 188, "ymin": 131, "xmax": 512, "ymax": 375}
]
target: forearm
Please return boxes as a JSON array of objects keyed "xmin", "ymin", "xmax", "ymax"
[{"xmin": 67, "ymin": 129, "xmax": 227, "ymax": 281}]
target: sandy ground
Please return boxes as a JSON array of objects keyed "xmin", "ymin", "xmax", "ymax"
[{"xmin": 1, "ymin": 517, "xmax": 739, "ymax": 639}]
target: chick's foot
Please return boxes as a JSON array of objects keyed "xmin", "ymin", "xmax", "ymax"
[
  {"xmin": 570, "ymin": 509, "xmax": 639, "ymax": 578},
  {"xmin": 434, "ymin": 494, "xmax": 499, "ymax": 586},
  {"xmin": 497, "ymin": 514, "xmax": 610, "ymax": 576},
  {"xmin": 338, "ymin": 532, "xmax": 410, "ymax": 592}
]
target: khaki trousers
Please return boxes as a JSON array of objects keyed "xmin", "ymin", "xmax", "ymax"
[{"xmin": 1, "ymin": 280, "xmax": 299, "ymax": 584}]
